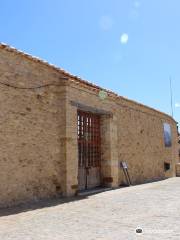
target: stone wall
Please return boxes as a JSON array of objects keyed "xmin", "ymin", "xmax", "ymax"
[
  {"xmin": 117, "ymin": 102, "xmax": 178, "ymax": 185},
  {"xmin": 0, "ymin": 48, "xmax": 68, "ymax": 207},
  {"xmin": 0, "ymin": 45, "xmax": 179, "ymax": 208},
  {"xmin": 176, "ymin": 163, "xmax": 180, "ymax": 177},
  {"xmin": 67, "ymin": 81, "xmax": 179, "ymax": 187}
]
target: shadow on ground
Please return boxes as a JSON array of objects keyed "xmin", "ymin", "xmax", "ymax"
[
  {"xmin": 0, "ymin": 187, "xmax": 113, "ymax": 217},
  {"xmin": 0, "ymin": 178, "xmax": 167, "ymax": 217},
  {"xmin": 0, "ymin": 195, "xmax": 87, "ymax": 217}
]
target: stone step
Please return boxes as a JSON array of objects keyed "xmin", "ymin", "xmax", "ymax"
[{"xmin": 78, "ymin": 187, "xmax": 112, "ymax": 197}]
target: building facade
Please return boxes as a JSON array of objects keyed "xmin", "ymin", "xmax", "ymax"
[{"xmin": 0, "ymin": 43, "xmax": 179, "ymax": 208}]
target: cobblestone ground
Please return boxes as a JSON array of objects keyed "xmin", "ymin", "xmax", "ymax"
[{"xmin": 0, "ymin": 178, "xmax": 180, "ymax": 240}]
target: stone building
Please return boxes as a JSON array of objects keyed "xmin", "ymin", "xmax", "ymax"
[{"xmin": 0, "ymin": 43, "xmax": 179, "ymax": 207}]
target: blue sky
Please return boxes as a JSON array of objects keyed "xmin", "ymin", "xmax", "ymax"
[{"xmin": 1, "ymin": 0, "xmax": 180, "ymax": 124}]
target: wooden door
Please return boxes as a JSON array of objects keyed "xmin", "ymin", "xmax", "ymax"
[{"xmin": 78, "ymin": 111, "xmax": 101, "ymax": 190}]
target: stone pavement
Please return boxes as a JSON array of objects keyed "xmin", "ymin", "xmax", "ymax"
[{"xmin": 0, "ymin": 178, "xmax": 180, "ymax": 240}]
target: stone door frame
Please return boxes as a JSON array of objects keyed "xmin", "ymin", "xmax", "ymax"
[{"xmin": 62, "ymin": 101, "xmax": 119, "ymax": 196}]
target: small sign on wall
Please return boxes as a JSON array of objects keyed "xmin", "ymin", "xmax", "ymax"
[{"xmin": 163, "ymin": 123, "xmax": 172, "ymax": 147}]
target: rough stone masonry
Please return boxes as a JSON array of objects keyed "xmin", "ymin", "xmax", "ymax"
[{"xmin": 0, "ymin": 43, "xmax": 179, "ymax": 208}]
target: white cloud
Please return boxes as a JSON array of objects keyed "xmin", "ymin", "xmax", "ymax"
[
  {"xmin": 120, "ymin": 33, "xmax": 129, "ymax": 44},
  {"xmin": 134, "ymin": 1, "xmax": 141, "ymax": 8},
  {"xmin": 175, "ymin": 103, "xmax": 180, "ymax": 108},
  {"xmin": 99, "ymin": 16, "xmax": 113, "ymax": 31}
]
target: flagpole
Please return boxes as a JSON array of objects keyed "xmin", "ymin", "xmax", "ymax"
[{"xmin": 170, "ymin": 77, "xmax": 174, "ymax": 118}]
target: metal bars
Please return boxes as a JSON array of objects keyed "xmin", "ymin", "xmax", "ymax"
[{"xmin": 78, "ymin": 110, "xmax": 101, "ymax": 168}]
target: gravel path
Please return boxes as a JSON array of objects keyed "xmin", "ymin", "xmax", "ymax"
[{"xmin": 0, "ymin": 178, "xmax": 180, "ymax": 240}]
